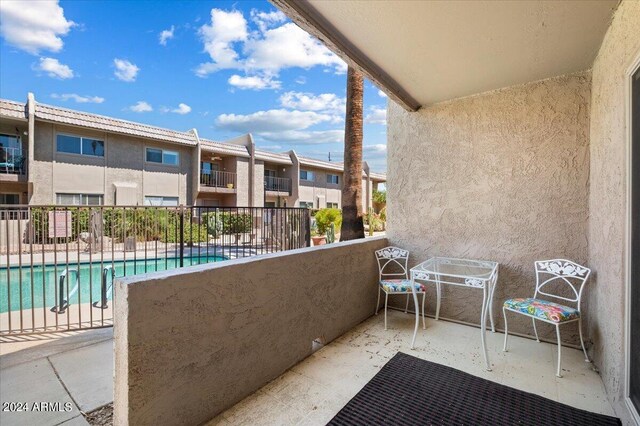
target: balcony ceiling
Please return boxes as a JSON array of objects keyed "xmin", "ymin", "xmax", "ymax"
[{"xmin": 273, "ymin": 0, "xmax": 618, "ymax": 110}]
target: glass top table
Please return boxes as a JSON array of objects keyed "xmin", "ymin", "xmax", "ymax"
[{"xmin": 410, "ymin": 257, "xmax": 499, "ymax": 371}]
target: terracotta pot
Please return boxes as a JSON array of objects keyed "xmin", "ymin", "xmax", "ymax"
[{"xmin": 311, "ymin": 236, "xmax": 326, "ymax": 246}]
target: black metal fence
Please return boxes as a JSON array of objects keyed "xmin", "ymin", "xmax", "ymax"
[{"xmin": 0, "ymin": 205, "xmax": 310, "ymax": 335}]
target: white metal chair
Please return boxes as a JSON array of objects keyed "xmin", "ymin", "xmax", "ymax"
[
  {"xmin": 374, "ymin": 246, "xmax": 426, "ymax": 330},
  {"xmin": 502, "ymin": 259, "xmax": 591, "ymax": 377}
]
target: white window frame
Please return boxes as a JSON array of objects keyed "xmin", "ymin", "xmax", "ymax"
[
  {"xmin": 56, "ymin": 193, "xmax": 104, "ymax": 206},
  {"xmin": 145, "ymin": 147, "xmax": 180, "ymax": 167},
  {"xmin": 299, "ymin": 201, "xmax": 314, "ymax": 209},
  {"xmin": 327, "ymin": 202, "xmax": 339, "ymax": 209},
  {"xmin": 326, "ymin": 174, "xmax": 339, "ymax": 185},
  {"xmin": 56, "ymin": 133, "xmax": 105, "ymax": 157},
  {"xmin": 300, "ymin": 170, "xmax": 315, "ymax": 181},
  {"xmin": 144, "ymin": 196, "xmax": 179, "ymax": 206}
]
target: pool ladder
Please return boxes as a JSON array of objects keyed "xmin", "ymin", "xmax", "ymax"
[
  {"xmin": 50, "ymin": 269, "xmax": 79, "ymax": 314},
  {"xmin": 93, "ymin": 266, "xmax": 115, "ymax": 309},
  {"xmin": 51, "ymin": 266, "xmax": 115, "ymax": 313}
]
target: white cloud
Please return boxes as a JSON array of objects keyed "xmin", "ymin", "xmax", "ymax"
[
  {"xmin": 0, "ymin": 0, "xmax": 74, "ymax": 54},
  {"xmin": 195, "ymin": 9, "xmax": 248, "ymax": 76},
  {"xmin": 159, "ymin": 25, "xmax": 174, "ymax": 46},
  {"xmin": 35, "ymin": 57, "xmax": 73, "ymax": 79},
  {"xmin": 51, "ymin": 93, "xmax": 104, "ymax": 103},
  {"xmin": 216, "ymin": 109, "xmax": 331, "ymax": 133},
  {"xmin": 113, "ymin": 58, "xmax": 139, "ymax": 82},
  {"xmin": 364, "ymin": 144, "xmax": 387, "ymax": 154},
  {"xmin": 250, "ymin": 9, "xmax": 286, "ymax": 32},
  {"xmin": 128, "ymin": 101, "xmax": 152, "ymax": 113},
  {"xmin": 259, "ymin": 129, "xmax": 344, "ymax": 144},
  {"xmin": 377, "ymin": 90, "xmax": 387, "ymax": 98},
  {"xmin": 196, "ymin": 9, "xmax": 347, "ymax": 85},
  {"xmin": 243, "ymin": 23, "xmax": 346, "ymax": 74},
  {"xmin": 363, "ymin": 144, "xmax": 387, "ymax": 172},
  {"xmin": 228, "ymin": 74, "xmax": 280, "ymax": 90},
  {"xmin": 295, "ymin": 76, "xmax": 306, "ymax": 85},
  {"xmin": 279, "ymin": 92, "xmax": 345, "ymax": 115},
  {"xmin": 171, "ymin": 103, "xmax": 191, "ymax": 114},
  {"xmin": 365, "ymin": 107, "xmax": 387, "ymax": 125}
]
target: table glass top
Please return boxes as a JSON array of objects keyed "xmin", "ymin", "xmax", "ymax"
[{"xmin": 411, "ymin": 257, "xmax": 497, "ymax": 280}]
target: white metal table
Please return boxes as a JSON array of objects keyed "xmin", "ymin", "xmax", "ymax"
[{"xmin": 410, "ymin": 257, "xmax": 499, "ymax": 370}]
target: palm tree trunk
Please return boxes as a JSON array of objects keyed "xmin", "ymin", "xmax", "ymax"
[{"xmin": 340, "ymin": 66, "xmax": 365, "ymax": 241}]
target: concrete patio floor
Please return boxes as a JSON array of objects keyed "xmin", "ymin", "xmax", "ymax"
[
  {"xmin": 0, "ymin": 328, "xmax": 113, "ymax": 426},
  {"xmin": 0, "ymin": 309, "xmax": 615, "ymax": 425},
  {"xmin": 207, "ymin": 309, "xmax": 615, "ymax": 425}
]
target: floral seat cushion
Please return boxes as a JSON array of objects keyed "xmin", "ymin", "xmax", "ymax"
[
  {"xmin": 380, "ymin": 279, "xmax": 426, "ymax": 293},
  {"xmin": 504, "ymin": 298, "xmax": 580, "ymax": 323}
]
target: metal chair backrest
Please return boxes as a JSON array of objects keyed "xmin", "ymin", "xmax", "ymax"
[
  {"xmin": 534, "ymin": 259, "xmax": 591, "ymax": 311},
  {"xmin": 375, "ymin": 246, "xmax": 409, "ymax": 281}
]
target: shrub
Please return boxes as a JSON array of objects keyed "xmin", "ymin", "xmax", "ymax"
[
  {"xmin": 203, "ymin": 211, "xmax": 253, "ymax": 235},
  {"xmin": 379, "ymin": 206, "xmax": 387, "ymax": 222},
  {"xmin": 314, "ymin": 208, "xmax": 342, "ymax": 234},
  {"xmin": 373, "ymin": 189, "xmax": 386, "ymax": 205}
]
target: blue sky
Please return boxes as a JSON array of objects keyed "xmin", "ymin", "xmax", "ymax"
[{"xmin": 0, "ymin": 0, "xmax": 388, "ymax": 172}]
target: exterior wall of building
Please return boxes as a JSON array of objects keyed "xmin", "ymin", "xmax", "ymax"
[
  {"xmin": 114, "ymin": 236, "xmax": 388, "ymax": 425},
  {"xmin": 29, "ymin": 122, "xmax": 192, "ymax": 205},
  {"xmin": 588, "ymin": 0, "xmax": 640, "ymax": 416},
  {"xmin": 298, "ymin": 167, "xmax": 342, "ymax": 208},
  {"xmin": 387, "ymin": 72, "xmax": 591, "ymax": 343},
  {"xmin": 253, "ymin": 160, "xmax": 265, "ymax": 207}
]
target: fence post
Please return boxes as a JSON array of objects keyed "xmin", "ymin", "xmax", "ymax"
[
  {"xmin": 305, "ymin": 209, "xmax": 311, "ymax": 247},
  {"xmin": 179, "ymin": 206, "xmax": 184, "ymax": 268}
]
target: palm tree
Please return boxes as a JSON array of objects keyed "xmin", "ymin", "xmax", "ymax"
[{"xmin": 340, "ymin": 66, "xmax": 365, "ymax": 240}]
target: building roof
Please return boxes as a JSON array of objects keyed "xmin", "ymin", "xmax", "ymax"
[
  {"xmin": 255, "ymin": 149, "xmax": 293, "ymax": 165},
  {"xmin": 34, "ymin": 102, "xmax": 198, "ymax": 146},
  {"xmin": 298, "ymin": 155, "xmax": 344, "ymax": 172},
  {"xmin": 0, "ymin": 99, "xmax": 28, "ymax": 121},
  {"xmin": 200, "ymin": 138, "xmax": 250, "ymax": 158}
]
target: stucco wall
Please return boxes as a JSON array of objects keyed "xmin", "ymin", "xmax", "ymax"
[
  {"xmin": 114, "ymin": 236, "xmax": 387, "ymax": 425},
  {"xmin": 29, "ymin": 122, "xmax": 192, "ymax": 205},
  {"xmin": 387, "ymin": 72, "xmax": 591, "ymax": 343},
  {"xmin": 588, "ymin": 0, "xmax": 640, "ymax": 411}
]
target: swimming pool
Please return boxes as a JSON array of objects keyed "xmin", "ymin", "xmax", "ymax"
[{"xmin": 0, "ymin": 255, "xmax": 226, "ymax": 313}]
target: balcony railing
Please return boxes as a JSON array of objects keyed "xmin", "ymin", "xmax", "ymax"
[
  {"xmin": 200, "ymin": 171, "xmax": 236, "ymax": 189},
  {"xmin": 0, "ymin": 147, "xmax": 26, "ymax": 175},
  {"xmin": 265, "ymin": 176, "xmax": 291, "ymax": 194}
]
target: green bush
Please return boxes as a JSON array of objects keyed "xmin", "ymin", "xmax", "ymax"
[
  {"xmin": 203, "ymin": 211, "xmax": 253, "ymax": 235},
  {"xmin": 379, "ymin": 206, "xmax": 387, "ymax": 222},
  {"xmin": 314, "ymin": 208, "xmax": 342, "ymax": 234},
  {"xmin": 373, "ymin": 189, "xmax": 386, "ymax": 204}
]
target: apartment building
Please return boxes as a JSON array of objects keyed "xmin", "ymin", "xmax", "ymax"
[{"xmin": 0, "ymin": 94, "xmax": 385, "ymax": 211}]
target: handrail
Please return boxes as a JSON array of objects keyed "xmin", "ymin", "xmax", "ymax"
[
  {"xmin": 0, "ymin": 147, "xmax": 26, "ymax": 174},
  {"xmin": 265, "ymin": 176, "xmax": 291, "ymax": 194},
  {"xmin": 200, "ymin": 170, "xmax": 236, "ymax": 188}
]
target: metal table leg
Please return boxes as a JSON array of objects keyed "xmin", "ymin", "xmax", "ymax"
[
  {"xmin": 410, "ymin": 274, "xmax": 420, "ymax": 349},
  {"xmin": 480, "ymin": 284, "xmax": 491, "ymax": 371}
]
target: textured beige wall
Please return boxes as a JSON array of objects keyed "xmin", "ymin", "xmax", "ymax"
[
  {"xmin": 588, "ymin": 0, "xmax": 640, "ymax": 410},
  {"xmin": 387, "ymin": 73, "xmax": 591, "ymax": 343},
  {"xmin": 30, "ymin": 122, "xmax": 193, "ymax": 205},
  {"xmin": 114, "ymin": 237, "xmax": 388, "ymax": 425}
]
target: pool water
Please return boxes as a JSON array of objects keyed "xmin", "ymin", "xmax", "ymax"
[{"xmin": 0, "ymin": 255, "xmax": 226, "ymax": 313}]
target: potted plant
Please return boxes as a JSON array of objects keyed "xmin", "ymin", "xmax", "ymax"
[
  {"xmin": 226, "ymin": 183, "xmax": 234, "ymax": 189},
  {"xmin": 310, "ymin": 223, "xmax": 326, "ymax": 246}
]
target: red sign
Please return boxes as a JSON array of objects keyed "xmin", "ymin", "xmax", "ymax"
[{"xmin": 48, "ymin": 211, "xmax": 72, "ymax": 238}]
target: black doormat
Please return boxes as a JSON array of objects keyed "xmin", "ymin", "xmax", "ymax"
[{"xmin": 327, "ymin": 352, "xmax": 620, "ymax": 426}]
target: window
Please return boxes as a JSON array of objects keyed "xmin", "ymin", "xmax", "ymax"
[
  {"xmin": 326, "ymin": 174, "xmax": 339, "ymax": 185},
  {"xmin": 0, "ymin": 134, "xmax": 21, "ymax": 150},
  {"xmin": 56, "ymin": 193, "xmax": 104, "ymax": 205},
  {"xmin": 146, "ymin": 148, "xmax": 179, "ymax": 166},
  {"xmin": 144, "ymin": 196, "xmax": 179, "ymax": 206},
  {"xmin": 299, "ymin": 201, "xmax": 314, "ymax": 209},
  {"xmin": 300, "ymin": 170, "xmax": 315, "ymax": 181},
  {"xmin": 327, "ymin": 202, "xmax": 339, "ymax": 209},
  {"xmin": 56, "ymin": 134, "xmax": 104, "ymax": 157}
]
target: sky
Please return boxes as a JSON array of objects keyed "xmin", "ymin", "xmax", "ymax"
[{"xmin": 0, "ymin": 0, "xmax": 388, "ymax": 172}]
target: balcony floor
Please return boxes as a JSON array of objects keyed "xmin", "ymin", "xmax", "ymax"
[{"xmin": 207, "ymin": 309, "xmax": 615, "ymax": 425}]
